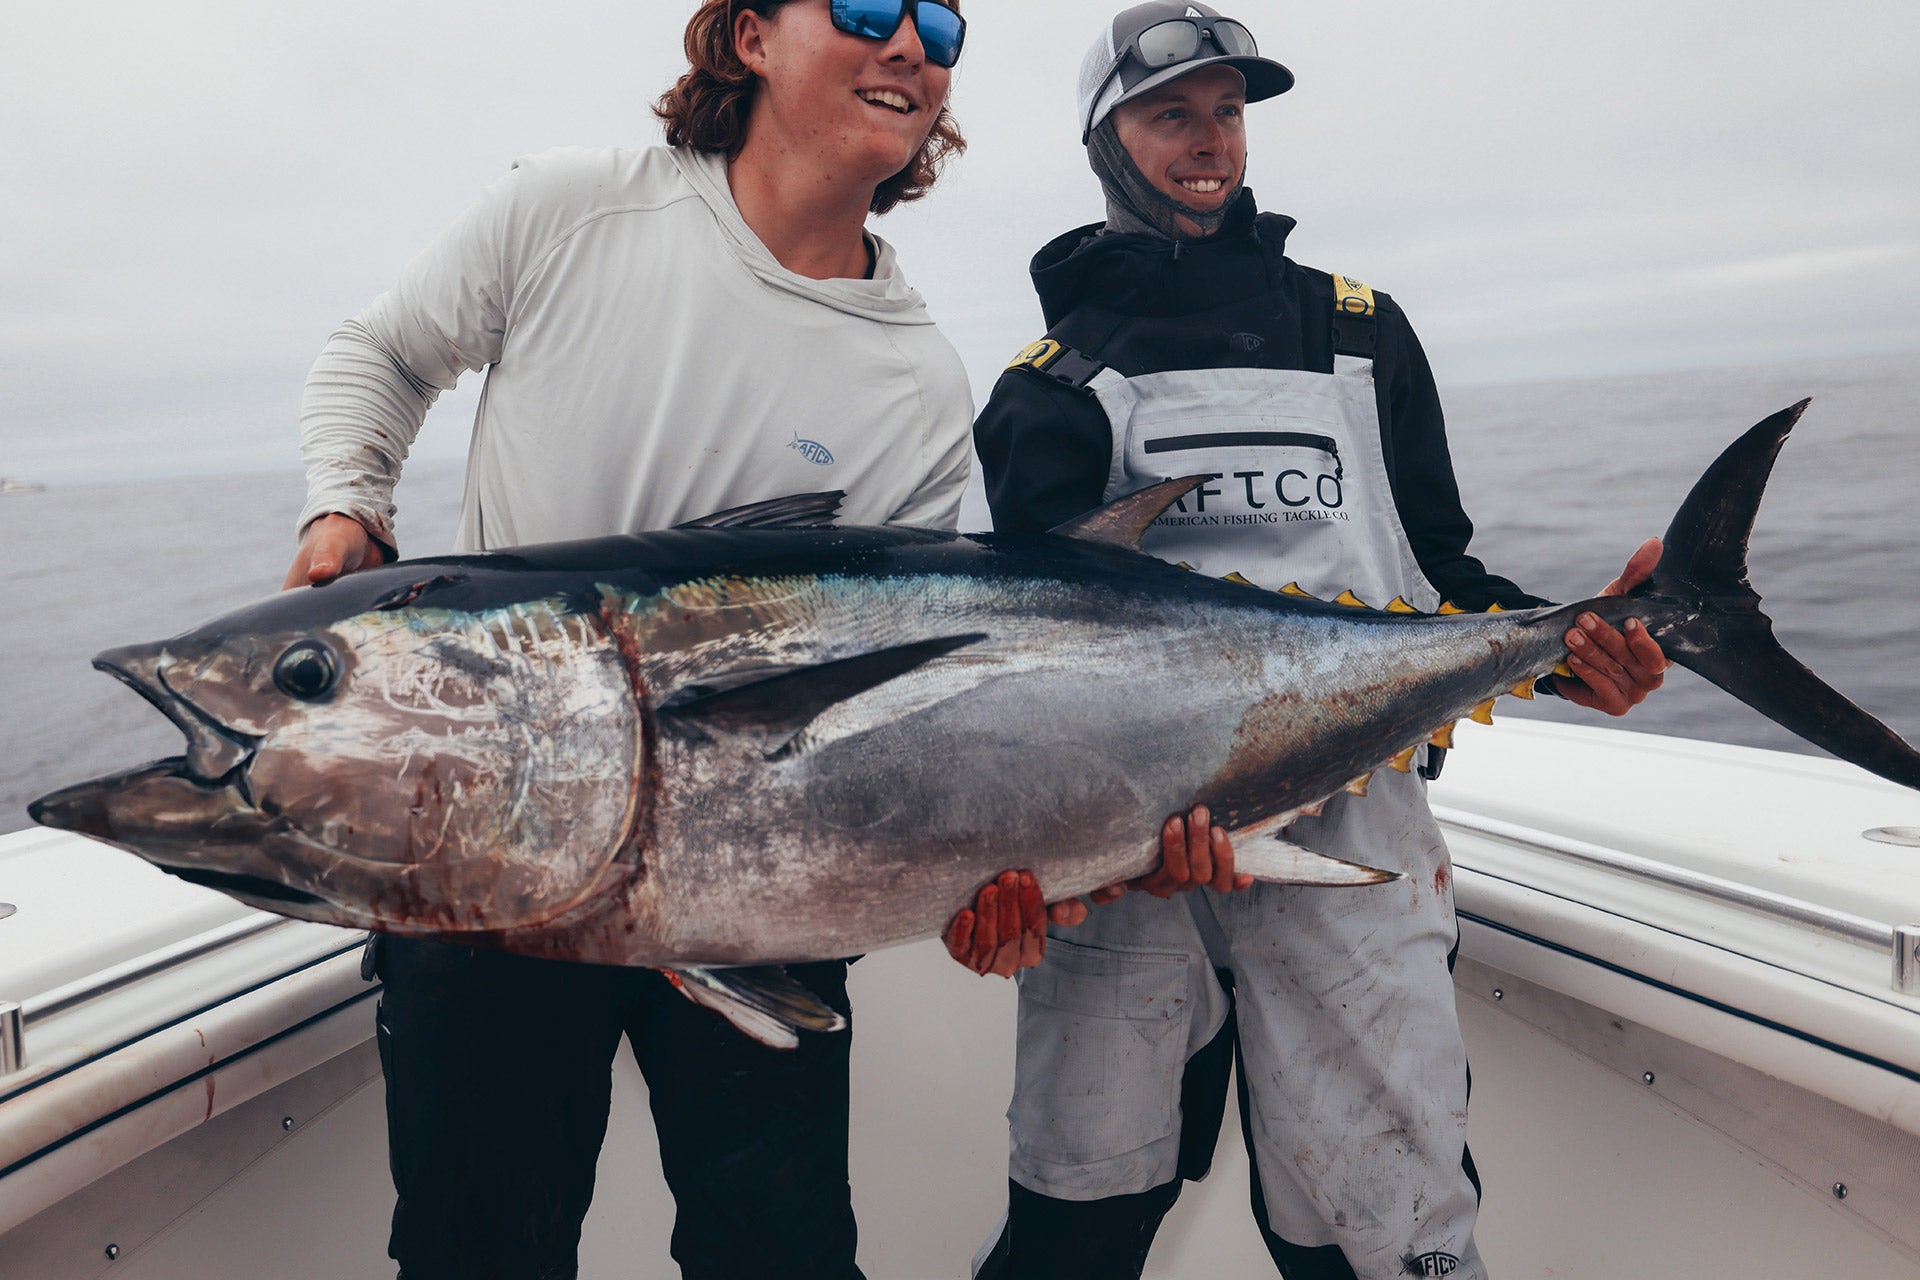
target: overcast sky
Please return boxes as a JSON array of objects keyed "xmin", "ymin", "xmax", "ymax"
[{"xmin": 3, "ymin": 0, "xmax": 1915, "ymax": 483}]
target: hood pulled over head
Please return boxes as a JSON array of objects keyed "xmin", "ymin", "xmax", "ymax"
[{"xmin": 1087, "ymin": 115, "xmax": 1244, "ymax": 243}]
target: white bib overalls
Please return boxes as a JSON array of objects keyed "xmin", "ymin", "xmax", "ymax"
[{"xmin": 1004, "ymin": 357, "xmax": 1487, "ymax": 1280}]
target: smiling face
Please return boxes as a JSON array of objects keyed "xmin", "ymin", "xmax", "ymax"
[
  {"xmin": 1110, "ymin": 64, "xmax": 1249, "ymax": 237},
  {"xmin": 737, "ymin": 0, "xmax": 952, "ymax": 192}
]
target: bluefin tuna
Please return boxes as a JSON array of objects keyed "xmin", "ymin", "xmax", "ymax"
[{"xmin": 29, "ymin": 402, "xmax": 1920, "ymax": 1043}]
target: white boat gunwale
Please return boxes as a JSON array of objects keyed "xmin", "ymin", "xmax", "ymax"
[
  {"xmin": 0, "ymin": 942, "xmax": 378, "ymax": 1239},
  {"xmin": 0, "ymin": 942, "xmax": 374, "ymax": 1180},
  {"xmin": 1454, "ymin": 901, "xmax": 1920, "ymax": 1087},
  {"xmin": 1, "ymin": 925, "xmax": 368, "ymax": 1107}
]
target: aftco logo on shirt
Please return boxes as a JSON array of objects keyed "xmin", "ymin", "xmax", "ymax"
[
  {"xmin": 1403, "ymin": 1251, "xmax": 1460, "ymax": 1276},
  {"xmin": 788, "ymin": 433, "xmax": 835, "ymax": 465}
]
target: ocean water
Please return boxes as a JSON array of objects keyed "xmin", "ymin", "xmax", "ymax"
[{"xmin": 1, "ymin": 351, "xmax": 1915, "ymax": 834}]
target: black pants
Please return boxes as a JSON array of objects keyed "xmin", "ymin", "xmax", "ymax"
[
  {"xmin": 973, "ymin": 969, "xmax": 1479, "ymax": 1280},
  {"xmin": 372, "ymin": 936, "xmax": 865, "ymax": 1280}
]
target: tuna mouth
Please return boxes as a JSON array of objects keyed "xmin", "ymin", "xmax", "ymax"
[
  {"xmin": 94, "ymin": 642, "xmax": 260, "ymax": 785},
  {"xmin": 29, "ymin": 758, "xmax": 274, "ymax": 848},
  {"xmin": 30, "ymin": 761, "xmax": 325, "ymax": 909}
]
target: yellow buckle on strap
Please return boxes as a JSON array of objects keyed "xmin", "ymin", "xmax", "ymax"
[
  {"xmin": 1006, "ymin": 338, "xmax": 1063, "ymax": 373},
  {"xmin": 1333, "ymin": 274, "xmax": 1375, "ymax": 318},
  {"xmin": 1005, "ymin": 338, "xmax": 1106, "ymax": 389}
]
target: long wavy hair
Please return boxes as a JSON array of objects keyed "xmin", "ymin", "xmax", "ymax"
[{"xmin": 653, "ymin": 0, "xmax": 966, "ymax": 216}]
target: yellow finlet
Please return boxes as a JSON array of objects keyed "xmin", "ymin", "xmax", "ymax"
[
  {"xmin": 1437, "ymin": 601, "xmax": 1466, "ymax": 615},
  {"xmin": 1298, "ymin": 799, "xmax": 1325, "ymax": 819},
  {"xmin": 1279, "ymin": 581, "xmax": 1316, "ymax": 599},
  {"xmin": 1344, "ymin": 773, "xmax": 1373, "ymax": 797},
  {"xmin": 1552, "ymin": 661, "xmax": 1575, "ymax": 678},
  {"xmin": 1222, "ymin": 571, "xmax": 1256, "ymax": 586},
  {"xmin": 1470, "ymin": 700, "xmax": 1497, "ymax": 725},
  {"xmin": 1486, "ymin": 603, "xmax": 1507, "ymax": 613},
  {"xmin": 1389, "ymin": 746, "xmax": 1418, "ymax": 773},
  {"xmin": 1385, "ymin": 596, "xmax": 1418, "ymax": 614},
  {"xmin": 1174, "ymin": 561, "xmax": 1194, "ymax": 571},
  {"xmin": 1509, "ymin": 680, "xmax": 1536, "ymax": 700},
  {"xmin": 1332, "ymin": 589, "xmax": 1370, "ymax": 608},
  {"xmin": 1429, "ymin": 722, "xmax": 1456, "ymax": 749}
]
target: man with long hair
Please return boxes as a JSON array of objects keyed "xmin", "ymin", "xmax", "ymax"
[{"xmin": 282, "ymin": 4, "xmax": 983, "ymax": 1276}]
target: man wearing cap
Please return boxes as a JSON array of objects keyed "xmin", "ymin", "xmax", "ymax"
[{"xmin": 969, "ymin": 4, "xmax": 1669, "ymax": 1278}]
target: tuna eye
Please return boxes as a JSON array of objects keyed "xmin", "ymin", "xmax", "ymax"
[{"xmin": 273, "ymin": 642, "xmax": 338, "ymax": 701}]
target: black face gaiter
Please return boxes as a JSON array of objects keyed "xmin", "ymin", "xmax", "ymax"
[{"xmin": 1087, "ymin": 115, "xmax": 1244, "ymax": 243}]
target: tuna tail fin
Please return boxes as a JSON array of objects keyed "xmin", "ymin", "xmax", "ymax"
[{"xmin": 1634, "ymin": 400, "xmax": 1920, "ymax": 790}]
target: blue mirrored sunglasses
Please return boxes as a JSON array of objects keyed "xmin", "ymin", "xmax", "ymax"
[{"xmin": 829, "ymin": 0, "xmax": 966, "ymax": 68}]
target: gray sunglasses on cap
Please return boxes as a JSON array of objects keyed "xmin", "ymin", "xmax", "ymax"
[
  {"xmin": 1093, "ymin": 14, "xmax": 1260, "ymax": 98},
  {"xmin": 1130, "ymin": 14, "xmax": 1259, "ymax": 67}
]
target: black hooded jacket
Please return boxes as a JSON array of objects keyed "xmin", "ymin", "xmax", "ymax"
[{"xmin": 972, "ymin": 193, "xmax": 1545, "ymax": 610}]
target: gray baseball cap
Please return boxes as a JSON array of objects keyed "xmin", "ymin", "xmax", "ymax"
[{"xmin": 1078, "ymin": 2, "xmax": 1294, "ymax": 142}]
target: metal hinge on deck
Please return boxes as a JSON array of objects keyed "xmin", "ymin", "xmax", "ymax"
[
  {"xmin": 1897, "ymin": 925, "xmax": 1920, "ymax": 997},
  {"xmin": 1, "ymin": 1002, "xmax": 22, "ymax": 1076}
]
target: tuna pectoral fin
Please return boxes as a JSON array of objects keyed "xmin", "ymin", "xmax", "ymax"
[
  {"xmin": 662, "ymin": 966, "xmax": 848, "ymax": 1050},
  {"xmin": 659, "ymin": 634, "xmax": 988, "ymax": 759},
  {"xmin": 1233, "ymin": 839, "xmax": 1398, "ymax": 887},
  {"xmin": 1636, "ymin": 401, "xmax": 1920, "ymax": 791}
]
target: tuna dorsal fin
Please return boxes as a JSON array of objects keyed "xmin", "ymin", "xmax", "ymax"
[
  {"xmin": 1047, "ymin": 477, "xmax": 1209, "ymax": 551},
  {"xmin": 662, "ymin": 965, "xmax": 847, "ymax": 1049},
  {"xmin": 673, "ymin": 491, "xmax": 846, "ymax": 530},
  {"xmin": 659, "ymin": 634, "xmax": 986, "ymax": 758}
]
